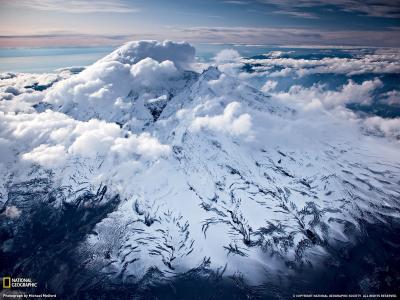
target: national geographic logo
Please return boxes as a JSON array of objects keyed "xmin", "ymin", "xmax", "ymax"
[
  {"xmin": 2, "ymin": 276, "xmax": 38, "ymax": 288},
  {"xmin": 2, "ymin": 277, "xmax": 11, "ymax": 288}
]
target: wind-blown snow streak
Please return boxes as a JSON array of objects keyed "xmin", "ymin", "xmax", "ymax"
[{"xmin": 0, "ymin": 41, "xmax": 399, "ymax": 291}]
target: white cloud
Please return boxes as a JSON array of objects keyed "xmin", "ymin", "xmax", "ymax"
[
  {"xmin": 2, "ymin": 0, "xmax": 139, "ymax": 13},
  {"xmin": 380, "ymin": 90, "xmax": 400, "ymax": 105},
  {"xmin": 68, "ymin": 119, "xmax": 121, "ymax": 157},
  {"xmin": 0, "ymin": 72, "xmax": 65, "ymax": 113},
  {"xmin": 130, "ymin": 58, "xmax": 179, "ymax": 87},
  {"xmin": 272, "ymin": 79, "xmax": 382, "ymax": 110},
  {"xmin": 191, "ymin": 102, "xmax": 252, "ymax": 136},
  {"xmin": 213, "ymin": 49, "xmax": 244, "ymax": 76},
  {"xmin": 214, "ymin": 49, "xmax": 241, "ymax": 64},
  {"xmin": 22, "ymin": 144, "xmax": 67, "ymax": 167},
  {"xmin": 111, "ymin": 133, "xmax": 171, "ymax": 160},
  {"xmin": 265, "ymin": 50, "xmax": 294, "ymax": 58},
  {"xmin": 101, "ymin": 40, "xmax": 196, "ymax": 70},
  {"xmin": 363, "ymin": 116, "xmax": 400, "ymax": 139},
  {"xmin": 243, "ymin": 50, "xmax": 400, "ymax": 76},
  {"xmin": 261, "ymin": 80, "xmax": 278, "ymax": 93},
  {"xmin": 0, "ymin": 110, "xmax": 171, "ymax": 169},
  {"xmin": 269, "ymin": 67, "xmax": 293, "ymax": 77},
  {"xmin": 45, "ymin": 60, "xmax": 132, "ymax": 113}
]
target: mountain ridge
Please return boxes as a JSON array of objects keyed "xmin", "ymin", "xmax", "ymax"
[{"xmin": 1, "ymin": 40, "xmax": 399, "ymax": 298}]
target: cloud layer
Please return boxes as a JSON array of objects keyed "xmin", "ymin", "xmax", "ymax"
[
  {"xmin": 0, "ymin": 110, "xmax": 170, "ymax": 169},
  {"xmin": 1, "ymin": 0, "xmax": 139, "ymax": 13},
  {"xmin": 257, "ymin": 0, "xmax": 400, "ymax": 18},
  {"xmin": 272, "ymin": 78, "xmax": 383, "ymax": 110},
  {"xmin": 243, "ymin": 50, "xmax": 400, "ymax": 76}
]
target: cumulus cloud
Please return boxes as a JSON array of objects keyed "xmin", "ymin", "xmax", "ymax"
[
  {"xmin": 212, "ymin": 49, "xmax": 244, "ymax": 76},
  {"xmin": 363, "ymin": 116, "xmax": 400, "ymax": 139},
  {"xmin": 101, "ymin": 40, "xmax": 195, "ymax": 69},
  {"xmin": 380, "ymin": 90, "xmax": 400, "ymax": 106},
  {"xmin": 214, "ymin": 49, "xmax": 241, "ymax": 64},
  {"xmin": 130, "ymin": 58, "xmax": 179, "ymax": 87},
  {"xmin": 22, "ymin": 144, "xmax": 67, "ymax": 167},
  {"xmin": 45, "ymin": 60, "xmax": 131, "ymax": 108},
  {"xmin": 0, "ymin": 72, "xmax": 65, "ymax": 113},
  {"xmin": 269, "ymin": 67, "xmax": 293, "ymax": 77},
  {"xmin": 272, "ymin": 79, "xmax": 382, "ymax": 110},
  {"xmin": 0, "ymin": 111, "xmax": 170, "ymax": 170},
  {"xmin": 190, "ymin": 102, "xmax": 252, "ymax": 136},
  {"xmin": 243, "ymin": 50, "xmax": 400, "ymax": 77},
  {"xmin": 111, "ymin": 133, "xmax": 170, "ymax": 160},
  {"xmin": 68, "ymin": 119, "xmax": 122, "ymax": 157},
  {"xmin": 229, "ymin": 47, "xmax": 399, "ymax": 141}
]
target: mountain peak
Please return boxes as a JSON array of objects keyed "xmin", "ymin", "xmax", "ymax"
[
  {"xmin": 200, "ymin": 65, "xmax": 221, "ymax": 80},
  {"xmin": 1, "ymin": 41, "xmax": 399, "ymax": 296}
]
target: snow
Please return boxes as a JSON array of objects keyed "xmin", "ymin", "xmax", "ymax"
[
  {"xmin": 1, "ymin": 41, "xmax": 400, "ymax": 286},
  {"xmin": 42, "ymin": 41, "xmax": 198, "ymax": 124}
]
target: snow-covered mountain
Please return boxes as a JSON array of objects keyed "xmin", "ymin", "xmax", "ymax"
[{"xmin": 1, "ymin": 41, "xmax": 399, "ymax": 298}]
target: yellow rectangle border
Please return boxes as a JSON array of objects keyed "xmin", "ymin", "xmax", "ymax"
[{"xmin": 3, "ymin": 277, "xmax": 11, "ymax": 288}]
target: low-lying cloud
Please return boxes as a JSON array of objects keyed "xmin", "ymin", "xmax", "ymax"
[
  {"xmin": 271, "ymin": 78, "xmax": 383, "ymax": 110},
  {"xmin": 0, "ymin": 110, "xmax": 170, "ymax": 169},
  {"xmin": 190, "ymin": 101, "xmax": 252, "ymax": 137}
]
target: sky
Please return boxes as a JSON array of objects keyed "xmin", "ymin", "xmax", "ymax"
[{"xmin": 0, "ymin": 0, "xmax": 399, "ymax": 47}]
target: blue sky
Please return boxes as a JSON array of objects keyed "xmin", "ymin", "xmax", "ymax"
[{"xmin": 0, "ymin": 0, "xmax": 399, "ymax": 47}]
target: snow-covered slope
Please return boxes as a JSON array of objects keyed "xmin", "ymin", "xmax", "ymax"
[{"xmin": 1, "ymin": 41, "xmax": 399, "ymax": 296}]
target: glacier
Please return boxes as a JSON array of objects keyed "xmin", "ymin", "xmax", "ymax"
[{"xmin": 0, "ymin": 41, "xmax": 399, "ymax": 299}]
